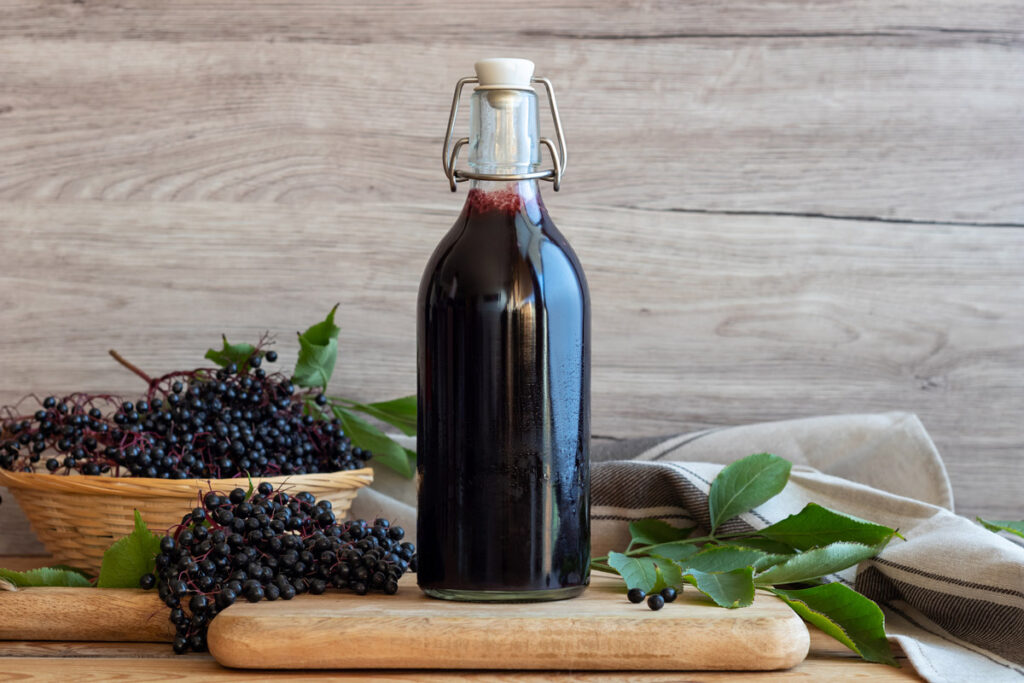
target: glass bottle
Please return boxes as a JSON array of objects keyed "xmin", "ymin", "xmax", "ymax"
[{"xmin": 416, "ymin": 59, "xmax": 590, "ymax": 602}]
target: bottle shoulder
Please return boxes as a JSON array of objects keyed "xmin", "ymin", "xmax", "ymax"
[{"xmin": 418, "ymin": 208, "xmax": 588, "ymax": 304}]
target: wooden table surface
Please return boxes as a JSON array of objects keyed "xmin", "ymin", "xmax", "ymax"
[{"xmin": 0, "ymin": 556, "xmax": 922, "ymax": 681}]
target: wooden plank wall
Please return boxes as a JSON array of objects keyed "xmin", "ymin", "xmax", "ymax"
[{"xmin": 1, "ymin": 1, "xmax": 1022, "ymax": 552}]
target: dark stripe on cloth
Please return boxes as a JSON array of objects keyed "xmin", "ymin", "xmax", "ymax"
[
  {"xmin": 873, "ymin": 557, "xmax": 1024, "ymax": 599},
  {"xmin": 592, "ymin": 513, "xmax": 696, "ymax": 522},
  {"xmin": 592, "ymin": 461, "xmax": 757, "ymax": 535},
  {"xmin": 857, "ymin": 566, "xmax": 1024, "ymax": 666},
  {"xmin": 884, "ymin": 598, "xmax": 1024, "ymax": 676},
  {"xmin": 649, "ymin": 428, "xmax": 725, "ymax": 460}
]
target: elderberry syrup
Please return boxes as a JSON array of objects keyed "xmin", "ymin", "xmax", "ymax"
[{"xmin": 417, "ymin": 59, "xmax": 590, "ymax": 601}]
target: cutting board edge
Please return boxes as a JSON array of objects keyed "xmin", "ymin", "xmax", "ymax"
[{"xmin": 207, "ymin": 606, "xmax": 811, "ymax": 671}]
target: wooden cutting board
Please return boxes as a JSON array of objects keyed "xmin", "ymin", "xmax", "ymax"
[
  {"xmin": 207, "ymin": 574, "xmax": 809, "ymax": 671},
  {"xmin": 0, "ymin": 587, "xmax": 173, "ymax": 642}
]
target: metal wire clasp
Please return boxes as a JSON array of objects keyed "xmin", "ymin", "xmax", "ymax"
[{"xmin": 442, "ymin": 76, "xmax": 568, "ymax": 192}]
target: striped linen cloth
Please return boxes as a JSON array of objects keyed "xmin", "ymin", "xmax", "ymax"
[
  {"xmin": 590, "ymin": 412, "xmax": 1024, "ymax": 682},
  {"xmin": 356, "ymin": 412, "xmax": 1023, "ymax": 680}
]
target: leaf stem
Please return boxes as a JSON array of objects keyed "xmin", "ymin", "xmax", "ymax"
[
  {"xmin": 590, "ymin": 530, "xmax": 757, "ymax": 564},
  {"xmin": 108, "ymin": 349, "xmax": 154, "ymax": 385}
]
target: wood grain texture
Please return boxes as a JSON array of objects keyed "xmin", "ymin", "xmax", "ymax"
[
  {"xmin": 208, "ymin": 574, "xmax": 807, "ymax": 671},
  {"xmin": 0, "ymin": 657, "xmax": 924, "ymax": 682},
  {"xmin": 0, "ymin": 574, "xmax": 807, "ymax": 671},
  {"xmin": 0, "ymin": 28, "xmax": 1022, "ymax": 222},
  {"xmin": 0, "ymin": 556, "xmax": 914, "ymax": 679},
  {"xmin": 3, "ymin": 0, "xmax": 1022, "ymax": 40},
  {"xmin": 0, "ymin": 0, "xmax": 1022, "ymax": 557},
  {"xmin": 0, "ymin": 587, "xmax": 174, "ymax": 643}
]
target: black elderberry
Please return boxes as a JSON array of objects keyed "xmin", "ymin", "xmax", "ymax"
[
  {"xmin": 627, "ymin": 588, "xmax": 646, "ymax": 604},
  {"xmin": 660, "ymin": 587, "xmax": 678, "ymax": 603},
  {"xmin": 244, "ymin": 583, "xmax": 265, "ymax": 602},
  {"xmin": 189, "ymin": 594, "xmax": 210, "ymax": 613},
  {"xmin": 139, "ymin": 573, "xmax": 156, "ymax": 590},
  {"xmin": 647, "ymin": 594, "xmax": 665, "ymax": 611}
]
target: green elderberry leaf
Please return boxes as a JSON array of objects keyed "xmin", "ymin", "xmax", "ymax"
[
  {"xmin": 205, "ymin": 335, "xmax": 257, "ymax": 369},
  {"xmin": 337, "ymin": 395, "xmax": 417, "ymax": 436},
  {"xmin": 759, "ymin": 503, "xmax": 900, "ymax": 550},
  {"xmin": 718, "ymin": 537, "xmax": 798, "ymax": 555},
  {"xmin": 708, "ymin": 453, "xmax": 791, "ymax": 534},
  {"xmin": 332, "ymin": 405, "xmax": 413, "ymax": 478},
  {"xmin": 679, "ymin": 545, "xmax": 766, "ymax": 574},
  {"xmin": 652, "ymin": 559, "xmax": 684, "ymax": 593},
  {"xmin": 648, "ymin": 542, "xmax": 700, "ymax": 563},
  {"xmin": 753, "ymin": 542, "xmax": 881, "ymax": 586},
  {"xmin": 683, "ymin": 567, "xmax": 755, "ymax": 608},
  {"xmin": 293, "ymin": 304, "xmax": 341, "ymax": 390},
  {"xmin": 977, "ymin": 517, "xmax": 1024, "ymax": 539},
  {"xmin": 771, "ymin": 583, "xmax": 897, "ymax": 666},
  {"xmin": 96, "ymin": 510, "xmax": 162, "ymax": 589},
  {"xmin": 606, "ymin": 552, "xmax": 659, "ymax": 593},
  {"xmin": 628, "ymin": 519, "xmax": 695, "ymax": 547},
  {"xmin": 0, "ymin": 566, "xmax": 92, "ymax": 588}
]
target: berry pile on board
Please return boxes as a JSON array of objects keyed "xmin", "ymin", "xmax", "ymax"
[
  {"xmin": 0, "ymin": 353, "xmax": 370, "ymax": 479},
  {"xmin": 142, "ymin": 482, "xmax": 416, "ymax": 654}
]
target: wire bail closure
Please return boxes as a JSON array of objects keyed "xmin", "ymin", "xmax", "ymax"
[{"xmin": 443, "ymin": 76, "xmax": 568, "ymax": 192}]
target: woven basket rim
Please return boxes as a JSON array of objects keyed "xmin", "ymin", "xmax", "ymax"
[{"xmin": 0, "ymin": 467, "xmax": 373, "ymax": 497}]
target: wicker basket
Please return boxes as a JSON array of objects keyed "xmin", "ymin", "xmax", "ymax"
[{"xmin": 0, "ymin": 468, "xmax": 373, "ymax": 573}]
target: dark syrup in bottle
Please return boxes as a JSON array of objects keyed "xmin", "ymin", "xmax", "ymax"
[{"xmin": 417, "ymin": 178, "xmax": 590, "ymax": 601}]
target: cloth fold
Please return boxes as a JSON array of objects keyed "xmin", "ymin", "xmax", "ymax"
[
  {"xmin": 592, "ymin": 413, "xmax": 1022, "ymax": 682},
  {"xmin": 355, "ymin": 412, "xmax": 1023, "ymax": 682}
]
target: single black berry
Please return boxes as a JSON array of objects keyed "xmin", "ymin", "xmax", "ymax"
[
  {"xmin": 244, "ymin": 583, "xmax": 264, "ymax": 603},
  {"xmin": 647, "ymin": 594, "xmax": 665, "ymax": 611},
  {"xmin": 139, "ymin": 573, "xmax": 156, "ymax": 590},
  {"xmin": 660, "ymin": 587, "xmax": 678, "ymax": 603},
  {"xmin": 627, "ymin": 588, "xmax": 646, "ymax": 604}
]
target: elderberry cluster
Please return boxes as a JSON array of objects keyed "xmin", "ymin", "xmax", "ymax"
[
  {"xmin": 0, "ymin": 353, "xmax": 370, "ymax": 479},
  {"xmin": 142, "ymin": 482, "xmax": 416, "ymax": 654}
]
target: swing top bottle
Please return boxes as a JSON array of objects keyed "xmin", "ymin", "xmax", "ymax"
[{"xmin": 416, "ymin": 59, "xmax": 591, "ymax": 601}]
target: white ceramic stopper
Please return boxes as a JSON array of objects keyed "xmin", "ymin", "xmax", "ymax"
[{"xmin": 474, "ymin": 58, "xmax": 535, "ymax": 89}]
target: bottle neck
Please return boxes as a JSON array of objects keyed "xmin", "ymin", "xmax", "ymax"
[
  {"xmin": 465, "ymin": 179, "xmax": 544, "ymax": 220},
  {"xmin": 468, "ymin": 87, "xmax": 541, "ymax": 177}
]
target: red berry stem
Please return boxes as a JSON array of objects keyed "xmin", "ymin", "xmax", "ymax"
[{"xmin": 108, "ymin": 349, "xmax": 155, "ymax": 386}]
